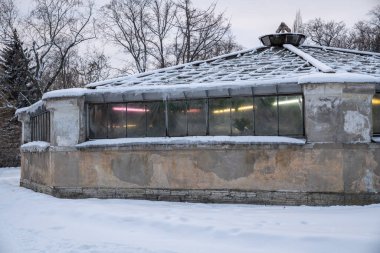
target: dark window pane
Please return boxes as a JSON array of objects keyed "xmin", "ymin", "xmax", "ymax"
[
  {"xmin": 209, "ymin": 98, "xmax": 231, "ymax": 135},
  {"xmin": 146, "ymin": 101, "xmax": 166, "ymax": 137},
  {"xmin": 231, "ymin": 97, "xmax": 254, "ymax": 135},
  {"xmin": 108, "ymin": 103, "xmax": 127, "ymax": 138},
  {"xmin": 127, "ymin": 102, "xmax": 146, "ymax": 137},
  {"xmin": 373, "ymin": 94, "xmax": 380, "ymax": 135},
  {"xmin": 168, "ymin": 100, "xmax": 187, "ymax": 136},
  {"xmin": 89, "ymin": 104, "xmax": 108, "ymax": 139},
  {"xmin": 187, "ymin": 99, "xmax": 207, "ymax": 136},
  {"xmin": 255, "ymin": 96, "xmax": 278, "ymax": 136},
  {"xmin": 279, "ymin": 96, "xmax": 303, "ymax": 136}
]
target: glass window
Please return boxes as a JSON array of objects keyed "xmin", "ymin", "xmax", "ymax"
[
  {"xmin": 126, "ymin": 102, "xmax": 146, "ymax": 137},
  {"xmin": 255, "ymin": 96, "xmax": 278, "ymax": 136},
  {"xmin": 231, "ymin": 97, "xmax": 254, "ymax": 136},
  {"xmin": 146, "ymin": 101, "xmax": 166, "ymax": 137},
  {"xmin": 87, "ymin": 93, "xmax": 305, "ymax": 140},
  {"xmin": 209, "ymin": 98, "xmax": 231, "ymax": 135},
  {"xmin": 89, "ymin": 104, "xmax": 108, "ymax": 139},
  {"xmin": 187, "ymin": 99, "xmax": 207, "ymax": 136},
  {"xmin": 279, "ymin": 96, "xmax": 303, "ymax": 136},
  {"xmin": 168, "ymin": 100, "xmax": 187, "ymax": 136},
  {"xmin": 373, "ymin": 94, "xmax": 380, "ymax": 135},
  {"xmin": 108, "ymin": 103, "xmax": 127, "ymax": 138}
]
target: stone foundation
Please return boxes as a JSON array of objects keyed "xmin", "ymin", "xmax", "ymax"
[
  {"xmin": 20, "ymin": 142, "xmax": 380, "ymax": 206},
  {"xmin": 20, "ymin": 179, "xmax": 380, "ymax": 206}
]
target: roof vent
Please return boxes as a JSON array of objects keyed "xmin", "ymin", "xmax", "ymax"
[{"xmin": 259, "ymin": 22, "xmax": 306, "ymax": 47}]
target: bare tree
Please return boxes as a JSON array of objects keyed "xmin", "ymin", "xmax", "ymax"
[
  {"xmin": 76, "ymin": 48, "xmax": 112, "ymax": 84},
  {"xmin": 100, "ymin": 0, "xmax": 151, "ymax": 73},
  {"xmin": 24, "ymin": 0, "xmax": 96, "ymax": 97},
  {"xmin": 350, "ymin": 5, "xmax": 380, "ymax": 52},
  {"xmin": 146, "ymin": 0, "xmax": 176, "ymax": 69},
  {"xmin": 173, "ymin": 0, "xmax": 231, "ymax": 64},
  {"xmin": 99, "ymin": 0, "xmax": 239, "ymax": 72},
  {"xmin": 203, "ymin": 32, "xmax": 242, "ymax": 59},
  {"xmin": 303, "ymin": 18, "xmax": 349, "ymax": 48},
  {"xmin": 0, "ymin": 0, "xmax": 18, "ymax": 43}
]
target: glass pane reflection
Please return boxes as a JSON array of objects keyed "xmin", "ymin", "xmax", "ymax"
[
  {"xmin": 168, "ymin": 101, "xmax": 187, "ymax": 136},
  {"xmin": 127, "ymin": 102, "xmax": 146, "ymax": 137},
  {"xmin": 231, "ymin": 97, "xmax": 254, "ymax": 135},
  {"xmin": 89, "ymin": 104, "xmax": 108, "ymax": 139},
  {"xmin": 255, "ymin": 96, "xmax": 278, "ymax": 136},
  {"xmin": 279, "ymin": 96, "xmax": 303, "ymax": 136},
  {"xmin": 187, "ymin": 99, "xmax": 207, "ymax": 136},
  {"xmin": 146, "ymin": 102, "xmax": 166, "ymax": 137},
  {"xmin": 209, "ymin": 98, "xmax": 231, "ymax": 135},
  {"xmin": 108, "ymin": 103, "xmax": 126, "ymax": 138}
]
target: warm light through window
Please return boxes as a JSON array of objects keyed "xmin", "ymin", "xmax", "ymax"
[
  {"xmin": 272, "ymin": 98, "xmax": 301, "ymax": 106},
  {"xmin": 372, "ymin": 98, "xmax": 380, "ymax": 105},
  {"xmin": 112, "ymin": 106, "xmax": 149, "ymax": 112},
  {"xmin": 187, "ymin": 109, "xmax": 201, "ymax": 113},
  {"xmin": 213, "ymin": 105, "xmax": 255, "ymax": 114}
]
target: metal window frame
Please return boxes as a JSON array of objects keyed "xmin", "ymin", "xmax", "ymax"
[
  {"xmin": 85, "ymin": 92, "xmax": 305, "ymax": 140},
  {"xmin": 373, "ymin": 93, "xmax": 380, "ymax": 137},
  {"xmin": 30, "ymin": 110, "xmax": 50, "ymax": 142}
]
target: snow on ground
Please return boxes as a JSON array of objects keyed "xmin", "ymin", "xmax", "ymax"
[{"xmin": 0, "ymin": 167, "xmax": 380, "ymax": 253}]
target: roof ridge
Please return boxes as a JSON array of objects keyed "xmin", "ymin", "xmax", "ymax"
[
  {"xmin": 283, "ymin": 44, "xmax": 335, "ymax": 73},
  {"xmin": 303, "ymin": 45, "xmax": 380, "ymax": 57}
]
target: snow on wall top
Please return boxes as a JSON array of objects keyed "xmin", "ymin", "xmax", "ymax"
[
  {"xmin": 85, "ymin": 45, "xmax": 380, "ymax": 90},
  {"xmin": 15, "ymin": 100, "xmax": 44, "ymax": 116}
]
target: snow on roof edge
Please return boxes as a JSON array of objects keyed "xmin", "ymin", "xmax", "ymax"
[
  {"xmin": 298, "ymin": 73, "xmax": 380, "ymax": 84},
  {"xmin": 42, "ymin": 88, "xmax": 87, "ymax": 100},
  {"xmin": 15, "ymin": 100, "xmax": 44, "ymax": 116},
  {"xmin": 303, "ymin": 45, "xmax": 380, "ymax": 57},
  {"xmin": 38, "ymin": 73, "xmax": 380, "ymax": 102},
  {"xmin": 43, "ymin": 77, "xmax": 301, "ymax": 101}
]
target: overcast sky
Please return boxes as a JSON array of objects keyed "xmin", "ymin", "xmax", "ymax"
[
  {"xmin": 15, "ymin": 0, "xmax": 380, "ymax": 69},
  {"xmin": 18, "ymin": 0, "xmax": 379, "ymax": 48},
  {"xmin": 191, "ymin": 0, "xmax": 379, "ymax": 47}
]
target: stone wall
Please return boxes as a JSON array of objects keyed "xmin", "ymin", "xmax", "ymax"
[
  {"xmin": 20, "ymin": 142, "xmax": 380, "ymax": 205},
  {"xmin": 17, "ymin": 79, "xmax": 380, "ymax": 205},
  {"xmin": 0, "ymin": 108, "xmax": 21, "ymax": 167}
]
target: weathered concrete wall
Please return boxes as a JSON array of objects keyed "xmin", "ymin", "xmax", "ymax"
[
  {"xmin": 0, "ymin": 108, "xmax": 21, "ymax": 167},
  {"xmin": 21, "ymin": 151, "xmax": 51, "ymax": 186},
  {"xmin": 46, "ymin": 97, "xmax": 86, "ymax": 146},
  {"xmin": 303, "ymin": 83, "xmax": 375, "ymax": 143},
  {"xmin": 20, "ymin": 143, "xmax": 380, "ymax": 205}
]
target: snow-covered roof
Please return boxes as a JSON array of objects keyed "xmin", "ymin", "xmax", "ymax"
[{"xmin": 86, "ymin": 44, "xmax": 380, "ymax": 90}]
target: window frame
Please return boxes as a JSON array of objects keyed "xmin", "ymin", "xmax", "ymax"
[
  {"xmin": 373, "ymin": 93, "xmax": 380, "ymax": 137},
  {"xmin": 85, "ymin": 93, "xmax": 305, "ymax": 140},
  {"xmin": 30, "ymin": 110, "xmax": 50, "ymax": 142}
]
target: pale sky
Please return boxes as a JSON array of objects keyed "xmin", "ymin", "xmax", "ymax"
[
  {"xmin": 191, "ymin": 0, "xmax": 379, "ymax": 47},
  {"xmin": 17, "ymin": 0, "xmax": 379, "ymax": 48},
  {"xmin": 16, "ymin": 0, "xmax": 380, "ymax": 68}
]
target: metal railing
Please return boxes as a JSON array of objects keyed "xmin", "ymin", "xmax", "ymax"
[{"xmin": 31, "ymin": 110, "xmax": 50, "ymax": 142}]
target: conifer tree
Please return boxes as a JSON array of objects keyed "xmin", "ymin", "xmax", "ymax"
[{"xmin": 0, "ymin": 29, "xmax": 36, "ymax": 108}]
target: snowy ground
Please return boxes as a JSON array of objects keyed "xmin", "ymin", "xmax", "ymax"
[{"xmin": 0, "ymin": 167, "xmax": 379, "ymax": 253}]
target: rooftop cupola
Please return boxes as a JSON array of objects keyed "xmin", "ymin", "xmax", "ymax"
[{"xmin": 259, "ymin": 22, "xmax": 306, "ymax": 47}]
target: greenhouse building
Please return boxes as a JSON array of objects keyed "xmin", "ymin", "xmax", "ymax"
[{"xmin": 16, "ymin": 32, "xmax": 380, "ymax": 205}]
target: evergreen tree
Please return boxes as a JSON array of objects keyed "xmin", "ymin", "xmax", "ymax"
[{"xmin": 0, "ymin": 29, "xmax": 36, "ymax": 108}]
